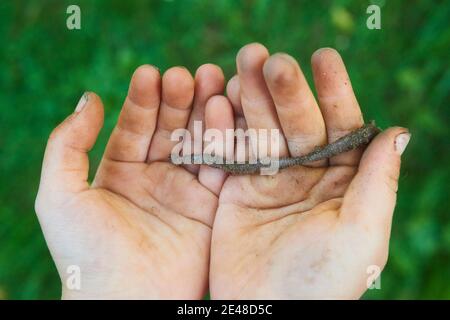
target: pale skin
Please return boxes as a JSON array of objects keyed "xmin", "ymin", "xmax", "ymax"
[
  {"xmin": 210, "ymin": 44, "xmax": 410, "ymax": 299},
  {"xmin": 35, "ymin": 64, "xmax": 228, "ymax": 299},
  {"xmin": 35, "ymin": 43, "xmax": 410, "ymax": 299}
]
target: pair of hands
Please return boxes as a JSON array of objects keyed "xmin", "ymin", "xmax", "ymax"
[{"xmin": 35, "ymin": 43, "xmax": 410, "ymax": 299}]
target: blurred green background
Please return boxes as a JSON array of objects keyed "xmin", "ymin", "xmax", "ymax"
[{"xmin": 0, "ymin": 0, "xmax": 449, "ymax": 299}]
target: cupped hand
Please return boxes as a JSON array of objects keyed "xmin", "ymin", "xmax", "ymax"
[
  {"xmin": 35, "ymin": 64, "xmax": 227, "ymax": 299},
  {"xmin": 209, "ymin": 44, "xmax": 410, "ymax": 299}
]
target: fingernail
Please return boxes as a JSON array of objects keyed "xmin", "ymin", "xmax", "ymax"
[
  {"xmin": 75, "ymin": 92, "xmax": 89, "ymax": 113},
  {"xmin": 395, "ymin": 132, "xmax": 411, "ymax": 155}
]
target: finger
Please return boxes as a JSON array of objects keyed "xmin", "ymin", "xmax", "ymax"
[
  {"xmin": 237, "ymin": 43, "xmax": 288, "ymax": 157},
  {"xmin": 147, "ymin": 67, "xmax": 194, "ymax": 162},
  {"xmin": 311, "ymin": 48, "xmax": 364, "ymax": 166},
  {"xmin": 36, "ymin": 92, "xmax": 104, "ymax": 209},
  {"xmin": 263, "ymin": 53, "xmax": 327, "ymax": 157},
  {"xmin": 185, "ymin": 64, "xmax": 225, "ymax": 174},
  {"xmin": 341, "ymin": 127, "xmax": 410, "ymax": 230},
  {"xmin": 226, "ymin": 76, "xmax": 250, "ymax": 162},
  {"xmin": 103, "ymin": 65, "xmax": 161, "ymax": 162},
  {"xmin": 226, "ymin": 75, "xmax": 247, "ymax": 130},
  {"xmin": 198, "ymin": 95, "xmax": 235, "ymax": 195}
]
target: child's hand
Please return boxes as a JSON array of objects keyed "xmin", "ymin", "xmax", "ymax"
[
  {"xmin": 209, "ymin": 44, "xmax": 410, "ymax": 299},
  {"xmin": 35, "ymin": 64, "xmax": 225, "ymax": 299}
]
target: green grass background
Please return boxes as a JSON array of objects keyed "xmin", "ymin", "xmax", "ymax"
[{"xmin": 0, "ymin": 0, "xmax": 449, "ymax": 299}]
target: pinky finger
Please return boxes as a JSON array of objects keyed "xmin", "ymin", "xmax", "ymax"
[
  {"xmin": 198, "ymin": 95, "xmax": 235, "ymax": 195},
  {"xmin": 226, "ymin": 75, "xmax": 247, "ymax": 130}
]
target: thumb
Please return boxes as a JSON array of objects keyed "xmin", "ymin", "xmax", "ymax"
[
  {"xmin": 36, "ymin": 92, "xmax": 104, "ymax": 210},
  {"xmin": 341, "ymin": 127, "xmax": 410, "ymax": 230}
]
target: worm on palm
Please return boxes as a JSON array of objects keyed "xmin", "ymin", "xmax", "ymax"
[{"xmin": 171, "ymin": 121, "xmax": 381, "ymax": 175}]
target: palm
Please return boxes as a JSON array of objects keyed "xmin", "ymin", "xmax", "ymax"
[
  {"xmin": 212, "ymin": 165, "xmax": 382, "ymax": 298},
  {"xmin": 51, "ymin": 161, "xmax": 213, "ymax": 298}
]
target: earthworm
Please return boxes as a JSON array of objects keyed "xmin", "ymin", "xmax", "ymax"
[{"xmin": 171, "ymin": 121, "xmax": 381, "ymax": 175}]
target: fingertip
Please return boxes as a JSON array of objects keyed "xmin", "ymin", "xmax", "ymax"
[
  {"xmin": 128, "ymin": 65, "xmax": 161, "ymax": 106},
  {"xmin": 356, "ymin": 127, "xmax": 408, "ymax": 191},
  {"xmin": 163, "ymin": 66, "xmax": 194, "ymax": 85},
  {"xmin": 311, "ymin": 47, "xmax": 341, "ymax": 67},
  {"xmin": 162, "ymin": 66, "xmax": 195, "ymax": 108},
  {"xmin": 226, "ymin": 75, "xmax": 239, "ymax": 96},
  {"xmin": 48, "ymin": 92, "xmax": 104, "ymax": 154},
  {"xmin": 80, "ymin": 91, "xmax": 104, "ymax": 123},
  {"xmin": 363, "ymin": 126, "xmax": 409, "ymax": 159},
  {"xmin": 311, "ymin": 48, "xmax": 346, "ymax": 84},
  {"xmin": 311, "ymin": 48, "xmax": 348, "ymax": 87},
  {"xmin": 237, "ymin": 43, "xmax": 269, "ymax": 73},
  {"xmin": 205, "ymin": 95, "xmax": 234, "ymax": 132},
  {"xmin": 196, "ymin": 63, "xmax": 224, "ymax": 81},
  {"xmin": 263, "ymin": 53, "xmax": 300, "ymax": 88},
  {"xmin": 194, "ymin": 63, "xmax": 225, "ymax": 98},
  {"xmin": 226, "ymin": 75, "xmax": 243, "ymax": 115},
  {"xmin": 384, "ymin": 126, "xmax": 410, "ymax": 139},
  {"xmin": 395, "ymin": 131, "xmax": 411, "ymax": 156},
  {"xmin": 62, "ymin": 92, "xmax": 103, "ymax": 130},
  {"xmin": 132, "ymin": 64, "xmax": 160, "ymax": 81},
  {"xmin": 379, "ymin": 126, "xmax": 411, "ymax": 157}
]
